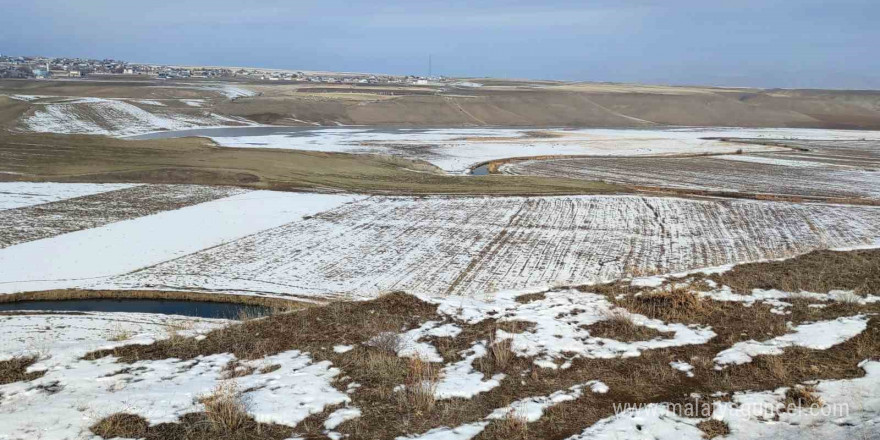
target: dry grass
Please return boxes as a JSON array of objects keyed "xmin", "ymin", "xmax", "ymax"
[
  {"xmin": 0, "ymin": 131, "xmax": 626, "ymax": 196},
  {"xmin": 90, "ymin": 413, "xmax": 149, "ymax": 439},
  {"xmin": 626, "ymin": 286, "xmax": 710, "ymax": 321},
  {"xmin": 784, "ymin": 385, "xmax": 823, "ymax": 409},
  {"xmin": 367, "ymin": 331, "xmax": 404, "ymax": 354},
  {"xmin": 585, "ymin": 309, "xmax": 673, "ymax": 342},
  {"xmin": 697, "ymin": 419, "xmax": 731, "ymax": 438},
  {"xmin": 106, "ymin": 323, "xmax": 134, "ymax": 342},
  {"xmin": 708, "ymin": 248, "xmax": 880, "ymax": 295},
  {"xmin": 483, "ymin": 410, "xmax": 530, "ymax": 439},
  {"xmin": 199, "ymin": 381, "xmax": 251, "ymax": 433},
  {"xmin": 400, "ymin": 358, "xmax": 439, "ymax": 414},
  {"xmin": 0, "ymin": 355, "xmax": 45, "ymax": 385},
  {"xmin": 80, "ymin": 287, "xmax": 880, "ymax": 440}
]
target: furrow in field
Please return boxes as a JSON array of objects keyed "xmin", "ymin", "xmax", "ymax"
[{"xmin": 104, "ymin": 195, "xmax": 880, "ymax": 299}]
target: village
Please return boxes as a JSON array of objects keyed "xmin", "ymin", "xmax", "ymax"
[{"xmin": 0, "ymin": 53, "xmax": 459, "ymax": 86}]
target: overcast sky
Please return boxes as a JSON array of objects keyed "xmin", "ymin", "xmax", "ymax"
[{"xmin": 1, "ymin": 0, "xmax": 877, "ymax": 89}]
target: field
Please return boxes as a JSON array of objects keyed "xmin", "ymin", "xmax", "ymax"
[
  {"xmin": 503, "ymin": 139, "xmax": 880, "ymax": 202},
  {"xmin": 0, "ymin": 77, "xmax": 879, "ymax": 440}
]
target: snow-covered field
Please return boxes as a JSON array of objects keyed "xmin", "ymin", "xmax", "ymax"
[
  {"xmin": 195, "ymin": 126, "xmax": 880, "ymax": 173},
  {"xmin": 502, "ymin": 139, "xmax": 880, "ymax": 200},
  {"xmin": 0, "ymin": 184, "xmax": 248, "ymax": 248},
  {"xmin": 0, "ymin": 190, "xmax": 364, "ymax": 294},
  {"xmin": 101, "ymin": 195, "xmax": 880, "ymax": 299},
  {"xmin": 2, "ymin": 190, "xmax": 877, "ymax": 299},
  {"xmin": 17, "ymin": 97, "xmax": 250, "ymax": 136},
  {"xmin": 0, "ymin": 182, "xmax": 139, "ymax": 211}
]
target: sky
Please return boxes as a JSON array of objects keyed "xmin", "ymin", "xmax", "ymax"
[{"xmin": 1, "ymin": 0, "xmax": 878, "ymax": 89}]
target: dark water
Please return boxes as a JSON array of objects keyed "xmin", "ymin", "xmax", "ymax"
[
  {"xmin": 470, "ymin": 165, "xmax": 490, "ymax": 175},
  {"xmin": 0, "ymin": 299, "xmax": 271, "ymax": 319}
]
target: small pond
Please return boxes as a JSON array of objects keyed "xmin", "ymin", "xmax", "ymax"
[{"xmin": 0, "ymin": 298, "xmax": 271, "ymax": 320}]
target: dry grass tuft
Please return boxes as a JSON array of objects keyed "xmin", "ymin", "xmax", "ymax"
[
  {"xmin": 585, "ymin": 309, "xmax": 672, "ymax": 342},
  {"xmin": 107, "ymin": 323, "xmax": 134, "ymax": 342},
  {"xmin": 697, "ymin": 419, "xmax": 731, "ymax": 438},
  {"xmin": 199, "ymin": 381, "xmax": 251, "ymax": 433},
  {"xmin": 400, "ymin": 357, "xmax": 439, "ymax": 414},
  {"xmin": 489, "ymin": 335, "xmax": 514, "ymax": 370},
  {"xmin": 628, "ymin": 286, "xmax": 708, "ymax": 321},
  {"xmin": 484, "ymin": 410, "xmax": 530, "ymax": 439},
  {"xmin": 784, "ymin": 385, "xmax": 823, "ymax": 409},
  {"xmin": 367, "ymin": 331, "xmax": 404, "ymax": 354},
  {"xmin": 90, "ymin": 413, "xmax": 149, "ymax": 439},
  {"xmin": 0, "ymin": 355, "xmax": 45, "ymax": 385}
]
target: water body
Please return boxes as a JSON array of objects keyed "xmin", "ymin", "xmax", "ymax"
[
  {"xmin": 470, "ymin": 164, "xmax": 490, "ymax": 175},
  {"xmin": 0, "ymin": 298, "xmax": 271, "ymax": 319}
]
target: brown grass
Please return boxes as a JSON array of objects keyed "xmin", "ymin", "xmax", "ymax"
[
  {"xmin": 697, "ymin": 419, "xmax": 731, "ymax": 438},
  {"xmin": 80, "ymin": 287, "xmax": 880, "ymax": 440},
  {"xmin": 708, "ymin": 248, "xmax": 880, "ymax": 295},
  {"xmin": 784, "ymin": 385, "xmax": 823, "ymax": 409},
  {"xmin": 90, "ymin": 413, "xmax": 149, "ymax": 439},
  {"xmin": 0, "ymin": 355, "xmax": 45, "ymax": 385},
  {"xmin": 0, "ymin": 131, "xmax": 626, "ymax": 196},
  {"xmin": 584, "ymin": 310, "xmax": 673, "ymax": 342},
  {"xmin": 401, "ymin": 358, "xmax": 439, "ymax": 414},
  {"xmin": 626, "ymin": 286, "xmax": 710, "ymax": 321},
  {"xmin": 483, "ymin": 410, "xmax": 529, "ymax": 439},
  {"xmin": 199, "ymin": 381, "xmax": 251, "ymax": 433}
]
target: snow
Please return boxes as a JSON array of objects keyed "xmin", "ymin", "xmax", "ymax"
[
  {"xmin": 0, "ymin": 311, "xmax": 349, "ymax": 439},
  {"xmin": 200, "ymin": 127, "xmax": 805, "ymax": 174},
  {"xmin": 710, "ymin": 360, "xmax": 880, "ymax": 439},
  {"xmin": 427, "ymin": 289, "xmax": 716, "ymax": 367},
  {"xmin": 434, "ymin": 342, "xmax": 506, "ymax": 399},
  {"xmin": 487, "ymin": 382, "xmax": 606, "ymax": 422},
  {"xmin": 670, "ymin": 361, "xmax": 695, "ymax": 377},
  {"xmin": 0, "ymin": 182, "xmax": 138, "ymax": 210},
  {"xmin": 564, "ymin": 360, "xmax": 880, "ymax": 440},
  {"xmin": 234, "ymin": 350, "xmax": 350, "ymax": 427},
  {"xmin": 324, "ymin": 407, "xmax": 362, "ymax": 429},
  {"xmin": 0, "ymin": 191, "xmax": 365, "ymax": 294},
  {"xmin": 397, "ymin": 422, "xmax": 489, "ymax": 440},
  {"xmin": 181, "ymin": 99, "xmax": 205, "ymax": 107},
  {"xmin": 101, "ymin": 195, "xmax": 880, "ymax": 299},
  {"xmin": 715, "ymin": 154, "xmax": 830, "ymax": 168},
  {"xmin": 0, "ymin": 312, "xmax": 226, "ymax": 368},
  {"xmin": 568, "ymin": 403, "xmax": 704, "ymax": 440},
  {"xmin": 714, "ymin": 315, "xmax": 869, "ymax": 366},
  {"xmin": 333, "ymin": 345, "xmax": 355, "ymax": 353},
  {"xmin": 132, "ymin": 99, "xmax": 166, "ymax": 106},
  {"xmin": 19, "ymin": 97, "xmax": 243, "ymax": 136}
]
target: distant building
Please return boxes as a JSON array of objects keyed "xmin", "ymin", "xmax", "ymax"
[
  {"xmin": 68, "ymin": 70, "xmax": 82, "ymax": 78},
  {"xmin": 33, "ymin": 68, "xmax": 49, "ymax": 79}
]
